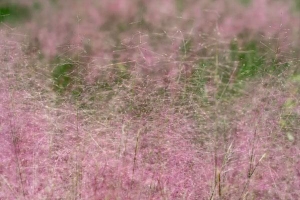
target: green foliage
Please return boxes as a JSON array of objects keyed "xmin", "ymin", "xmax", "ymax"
[
  {"xmin": 52, "ymin": 53, "xmax": 100, "ymax": 99},
  {"xmin": 231, "ymin": 37, "xmax": 291, "ymax": 78},
  {"xmin": 50, "ymin": 0, "xmax": 58, "ymax": 5},
  {"xmin": 239, "ymin": 0, "xmax": 252, "ymax": 6},
  {"xmin": 51, "ymin": 57, "xmax": 89, "ymax": 105},
  {"xmin": 185, "ymin": 39, "xmax": 285, "ymax": 102},
  {"xmin": 0, "ymin": 3, "xmax": 31, "ymax": 23},
  {"xmin": 230, "ymin": 40, "xmax": 265, "ymax": 80},
  {"xmin": 175, "ymin": 0, "xmax": 185, "ymax": 13},
  {"xmin": 52, "ymin": 62, "xmax": 75, "ymax": 93},
  {"xmin": 293, "ymin": 0, "xmax": 300, "ymax": 11},
  {"xmin": 32, "ymin": 2, "xmax": 42, "ymax": 10}
]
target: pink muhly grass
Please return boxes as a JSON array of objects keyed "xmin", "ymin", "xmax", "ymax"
[
  {"xmin": 0, "ymin": 78, "xmax": 49, "ymax": 199},
  {"xmin": 79, "ymin": 110, "xmax": 212, "ymax": 199},
  {"xmin": 218, "ymin": 0, "xmax": 297, "ymax": 49},
  {"xmin": 1, "ymin": 0, "xmax": 300, "ymax": 199},
  {"xmin": 220, "ymin": 79, "xmax": 300, "ymax": 199}
]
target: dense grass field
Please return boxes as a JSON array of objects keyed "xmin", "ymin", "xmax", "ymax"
[{"xmin": 0, "ymin": 0, "xmax": 300, "ymax": 199}]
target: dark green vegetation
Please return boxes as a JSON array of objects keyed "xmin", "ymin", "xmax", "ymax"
[
  {"xmin": 0, "ymin": 3, "xmax": 31, "ymax": 23},
  {"xmin": 52, "ymin": 61, "xmax": 76, "ymax": 93},
  {"xmin": 51, "ymin": 57, "xmax": 86, "ymax": 102}
]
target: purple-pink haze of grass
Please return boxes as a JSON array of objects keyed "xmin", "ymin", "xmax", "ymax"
[{"xmin": 0, "ymin": 0, "xmax": 300, "ymax": 199}]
